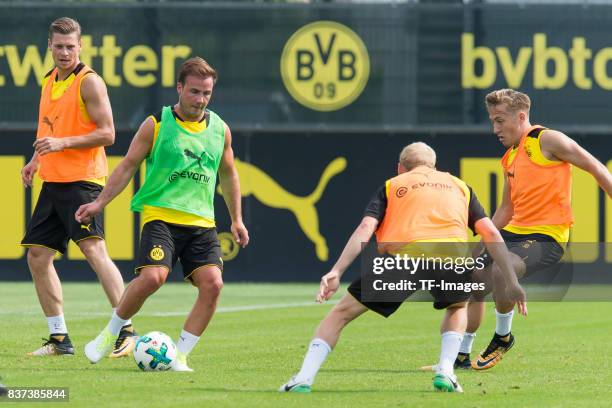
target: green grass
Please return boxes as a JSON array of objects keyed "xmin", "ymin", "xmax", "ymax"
[{"xmin": 1, "ymin": 282, "xmax": 611, "ymax": 407}]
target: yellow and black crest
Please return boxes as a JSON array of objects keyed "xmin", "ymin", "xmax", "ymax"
[{"xmin": 149, "ymin": 245, "xmax": 165, "ymax": 261}]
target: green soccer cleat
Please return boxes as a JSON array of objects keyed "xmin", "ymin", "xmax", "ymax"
[
  {"xmin": 279, "ymin": 376, "xmax": 312, "ymax": 393},
  {"xmin": 171, "ymin": 352, "xmax": 194, "ymax": 372},
  {"xmin": 433, "ymin": 373, "xmax": 463, "ymax": 393},
  {"xmin": 84, "ymin": 328, "xmax": 115, "ymax": 364},
  {"xmin": 472, "ymin": 333, "xmax": 515, "ymax": 370}
]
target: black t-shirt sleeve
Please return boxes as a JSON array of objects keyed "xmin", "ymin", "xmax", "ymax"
[
  {"xmin": 467, "ymin": 185, "xmax": 487, "ymax": 234},
  {"xmin": 364, "ymin": 184, "xmax": 388, "ymax": 222}
]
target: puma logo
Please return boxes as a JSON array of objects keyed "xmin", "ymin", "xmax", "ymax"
[
  {"xmin": 184, "ymin": 149, "xmax": 212, "ymax": 168},
  {"xmin": 218, "ymin": 157, "xmax": 347, "ymax": 261},
  {"xmin": 80, "ymin": 224, "xmax": 92, "ymax": 232},
  {"xmin": 42, "ymin": 115, "xmax": 59, "ymax": 135}
]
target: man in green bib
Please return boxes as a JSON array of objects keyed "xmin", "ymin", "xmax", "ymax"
[{"xmin": 76, "ymin": 57, "xmax": 249, "ymax": 371}]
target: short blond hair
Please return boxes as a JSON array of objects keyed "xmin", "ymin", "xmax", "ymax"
[
  {"xmin": 485, "ymin": 88, "xmax": 530, "ymax": 113},
  {"xmin": 49, "ymin": 17, "xmax": 81, "ymax": 40},
  {"xmin": 399, "ymin": 142, "xmax": 436, "ymax": 171}
]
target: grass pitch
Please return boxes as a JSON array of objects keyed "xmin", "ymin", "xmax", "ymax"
[{"xmin": 1, "ymin": 282, "xmax": 610, "ymax": 407}]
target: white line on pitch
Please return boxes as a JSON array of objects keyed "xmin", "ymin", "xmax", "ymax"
[{"xmin": 0, "ymin": 300, "xmax": 338, "ymax": 317}]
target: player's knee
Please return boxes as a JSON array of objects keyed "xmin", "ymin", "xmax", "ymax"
[
  {"xmin": 140, "ymin": 269, "xmax": 166, "ymax": 290},
  {"xmin": 446, "ymin": 302, "xmax": 467, "ymax": 312},
  {"xmin": 78, "ymin": 238, "xmax": 105, "ymax": 260},
  {"xmin": 199, "ymin": 277, "xmax": 223, "ymax": 299},
  {"xmin": 329, "ymin": 303, "xmax": 357, "ymax": 326},
  {"xmin": 26, "ymin": 247, "xmax": 54, "ymax": 269}
]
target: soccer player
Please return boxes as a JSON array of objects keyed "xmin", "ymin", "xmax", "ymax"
[
  {"xmin": 280, "ymin": 142, "xmax": 525, "ymax": 393},
  {"xmin": 76, "ymin": 57, "xmax": 249, "ymax": 371},
  {"xmin": 459, "ymin": 89, "xmax": 612, "ymax": 370},
  {"xmin": 20, "ymin": 17, "xmax": 136, "ymax": 357}
]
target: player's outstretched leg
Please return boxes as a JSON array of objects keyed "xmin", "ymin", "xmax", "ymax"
[
  {"xmin": 280, "ymin": 293, "xmax": 367, "ymax": 393},
  {"xmin": 432, "ymin": 303, "xmax": 466, "ymax": 393},
  {"xmin": 472, "ymin": 307, "xmax": 515, "ymax": 370},
  {"xmin": 86, "ymin": 267, "xmax": 168, "ymax": 364},
  {"xmin": 472, "ymin": 270, "xmax": 517, "ymax": 370},
  {"xmin": 172, "ymin": 265, "xmax": 223, "ymax": 372},
  {"xmin": 471, "ymin": 320, "xmax": 515, "ymax": 370},
  {"xmin": 26, "ymin": 247, "xmax": 75, "ymax": 357},
  {"xmin": 420, "ymin": 267, "xmax": 491, "ymax": 373},
  {"xmin": 78, "ymin": 238, "xmax": 138, "ymax": 359},
  {"xmin": 472, "ymin": 252, "xmax": 526, "ymax": 370},
  {"xmin": 420, "ymin": 300, "xmax": 484, "ymax": 373}
]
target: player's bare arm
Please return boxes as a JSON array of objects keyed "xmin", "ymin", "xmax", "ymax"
[
  {"xmin": 20, "ymin": 151, "xmax": 40, "ymax": 187},
  {"xmin": 317, "ymin": 216, "xmax": 379, "ymax": 303},
  {"xmin": 540, "ymin": 129, "xmax": 612, "ymax": 198},
  {"xmin": 490, "ymin": 174, "xmax": 514, "ymax": 229},
  {"xmin": 75, "ymin": 117, "xmax": 154, "ymax": 223},
  {"xmin": 34, "ymin": 74, "xmax": 115, "ymax": 155},
  {"xmin": 218, "ymin": 124, "xmax": 249, "ymax": 247}
]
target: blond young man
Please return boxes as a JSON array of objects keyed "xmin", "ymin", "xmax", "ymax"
[
  {"xmin": 21, "ymin": 17, "xmax": 136, "ymax": 357},
  {"xmin": 457, "ymin": 89, "xmax": 612, "ymax": 370}
]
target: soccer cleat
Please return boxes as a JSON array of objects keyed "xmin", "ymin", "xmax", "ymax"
[
  {"xmin": 454, "ymin": 352, "xmax": 472, "ymax": 370},
  {"xmin": 27, "ymin": 334, "xmax": 74, "ymax": 356},
  {"xmin": 419, "ymin": 353, "xmax": 472, "ymax": 372},
  {"xmin": 171, "ymin": 352, "xmax": 194, "ymax": 372},
  {"xmin": 108, "ymin": 325, "xmax": 138, "ymax": 358},
  {"xmin": 433, "ymin": 373, "xmax": 463, "ymax": 393},
  {"xmin": 278, "ymin": 376, "xmax": 312, "ymax": 393},
  {"xmin": 84, "ymin": 328, "xmax": 115, "ymax": 364},
  {"xmin": 472, "ymin": 333, "xmax": 515, "ymax": 370}
]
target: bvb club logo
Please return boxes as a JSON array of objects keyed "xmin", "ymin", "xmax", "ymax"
[
  {"xmin": 218, "ymin": 232, "xmax": 239, "ymax": 261},
  {"xmin": 280, "ymin": 21, "xmax": 370, "ymax": 112},
  {"xmin": 150, "ymin": 245, "xmax": 165, "ymax": 261}
]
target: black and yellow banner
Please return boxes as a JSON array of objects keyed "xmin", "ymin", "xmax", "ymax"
[
  {"xmin": 1, "ymin": 130, "xmax": 610, "ymax": 281},
  {"xmin": 3, "ymin": 4, "xmax": 612, "ymax": 128}
]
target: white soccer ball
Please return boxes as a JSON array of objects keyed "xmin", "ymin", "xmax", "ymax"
[{"xmin": 133, "ymin": 331, "xmax": 177, "ymax": 371}]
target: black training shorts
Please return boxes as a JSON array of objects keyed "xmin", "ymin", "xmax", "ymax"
[
  {"xmin": 136, "ymin": 220, "xmax": 223, "ymax": 282},
  {"xmin": 480, "ymin": 229, "xmax": 565, "ymax": 277},
  {"xmin": 348, "ymin": 268, "xmax": 473, "ymax": 318},
  {"xmin": 21, "ymin": 181, "xmax": 104, "ymax": 254}
]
